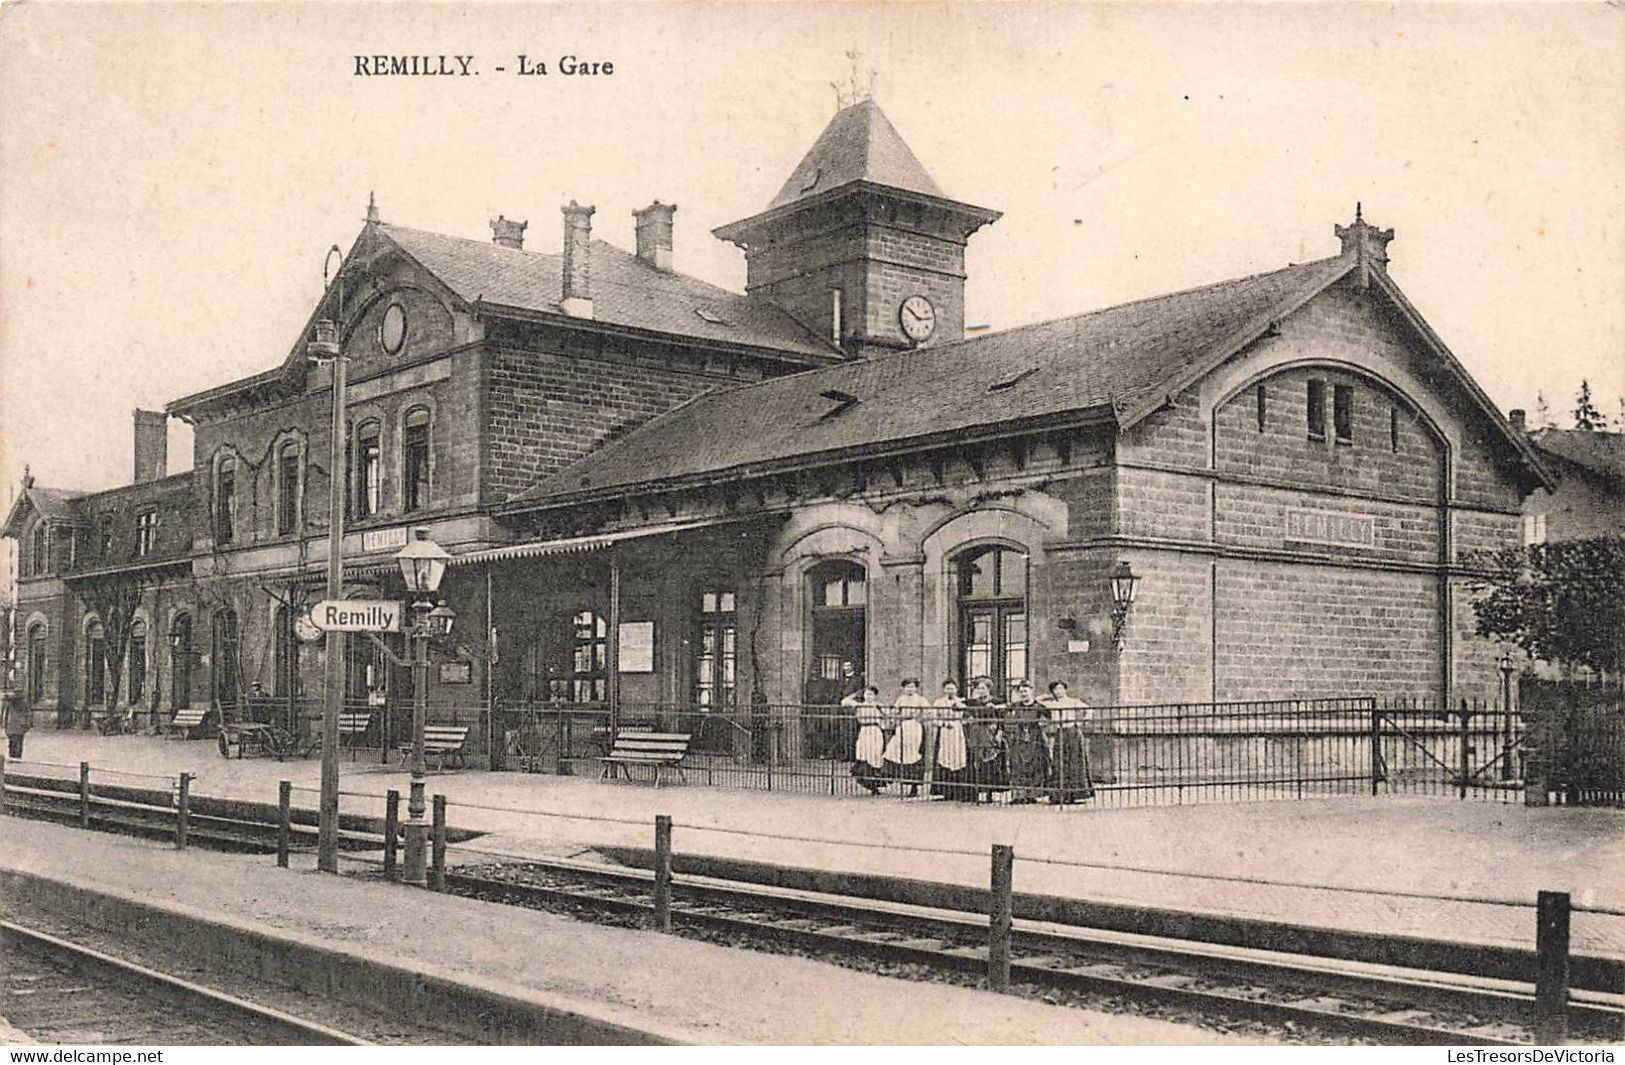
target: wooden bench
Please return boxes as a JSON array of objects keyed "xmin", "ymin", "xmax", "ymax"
[
  {"xmin": 600, "ymin": 731, "xmax": 691, "ymax": 788},
  {"xmin": 166, "ymin": 707, "xmax": 209, "ymax": 740},
  {"xmin": 399, "ymin": 725, "xmax": 470, "ymax": 771},
  {"xmin": 337, "ymin": 712, "xmax": 372, "ymax": 758}
]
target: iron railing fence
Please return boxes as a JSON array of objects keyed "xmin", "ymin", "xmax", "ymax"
[{"xmin": 487, "ymin": 696, "xmax": 1534, "ymax": 809}]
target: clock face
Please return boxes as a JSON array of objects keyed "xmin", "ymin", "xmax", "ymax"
[
  {"xmin": 294, "ymin": 610, "xmax": 323, "ymax": 643},
  {"xmin": 899, "ymin": 295, "xmax": 936, "ymax": 342}
]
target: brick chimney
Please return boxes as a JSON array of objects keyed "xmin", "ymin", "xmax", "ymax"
[
  {"xmin": 1335, "ymin": 203, "xmax": 1395, "ymax": 289},
  {"xmin": 490, "ymin": 215, "xmax": 527, "ymax": 250},
  {"xmin": 133, "ymin": 409, "xmax": 167, "ymax": 483},
  {"xmin": 633, "ymin": 201, "xmax": 676, "ymax": 271},
  {"xmin": 1509, "ymin": 409, "xmax": 1527, "ymax": 432},
  {"xmin": 560, "ymin": 201, "xmax": 595, "ymax": 318}
]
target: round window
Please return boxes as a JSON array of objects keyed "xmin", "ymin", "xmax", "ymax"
[{"xmin": 379, "ymin": 302, "xmax": 407, "ymax": 355}]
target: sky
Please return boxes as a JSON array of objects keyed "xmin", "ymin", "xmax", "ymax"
[{"xmin": 1, "ymin": 1, "xmax": 1621, "ymax": 507}]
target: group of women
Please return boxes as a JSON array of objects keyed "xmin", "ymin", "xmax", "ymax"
[{"xmin": 841, "ymin": 677, "xmax": 1095, "ymax": 804}]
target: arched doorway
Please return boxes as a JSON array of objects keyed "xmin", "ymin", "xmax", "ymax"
[
  {"xmin": 211, "ymin": 608, "xmax": 240, "ymax": 716},
  {"xmin": 26, "ymin": 624, "xmax": 47, "ymax": 707},
  {"xmin": 170, "ymin": 614, "xmax": 193, "ymax": 709},
  {"xmin": 803, "ymin": 560, "xmax": 866, "ymax": 758},
  {"xmin": 953, "ymin": 545, "xmax": 1028, "ymax": 701}
]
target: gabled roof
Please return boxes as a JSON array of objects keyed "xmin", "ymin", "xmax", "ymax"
[
  {"xmin": 379, "ymin": 224, "xmax": 837, "ymax": 359},
  {"xmin": 506, "ymin": 256, "xmax": 1356, "ymax": 508},
  {"xmin": 1529, "ymin": 428, "xmax": 1625, "ymax": 485},
  {"xmin": 768, "ymin": 99, "xmax": 945, "ymax": 211},
  {"xmin": 2, "ymin": 486, "xmax": 87, "ymax": 538}
]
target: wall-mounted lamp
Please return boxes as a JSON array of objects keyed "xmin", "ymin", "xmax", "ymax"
[
  {"xmin": 1056, "ymin": 616, "xmax": 1078, "ymax": 633},
  {"xmin": 1109, "ymin": 561, "xmax": 1139, "ymax": 650}
]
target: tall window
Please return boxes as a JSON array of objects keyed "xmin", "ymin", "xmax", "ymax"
[
  {"xmin": 355, "ymin": 422, "xmax": 381, "ymax": 519},
  {"xmin": 1523, "ymin": 513, "xmax": 1548, "ymax": 546},
  {"xmin": 127, "ymin": 620, "xmax": 147, "ymax": 704},
  {"xmin": 693, "ymin": 588, "xmax": 737, "ymax": 709},
  {"xmin": 212, "ymin": 608, "xmax": 240, "ymax": 711},
  {"xmin": 170, "ymin": 613, "xmax": 193, "ymax": 709},
  {"xmin": 277, "ymin": 441, "xmax": 301, "ymax": 535},
  {"xmin": 100, "ymin": 528, "xmax": 112, "ymax": 561},
  {"xmin": 1255, "ymin": 383, "xmax": 1267, "ymax": 433},
  {"xmin": 215, "ymin": 456, "xmax": 236, "ymax": 545},
  {"xmin": 273, "ymin": 605, "xmax": 301, "ymax": 698},
  {"xmin": 1333, "ymin": 383, "xmax": 1354, "ymax": 444},
  {"xmin": 403, "ymin": 408, "xmax": 430, "ymax": 512},
  {"xmin": 85, "ymin": 620, "xmax": 107, "ymax": 707},
  {"xmin": 30, "ymin": 524, "xmax": 48, "ymax": 574},
  {"xmin": 136, "ymin": 508, "xmax": 158, "ymax": 557},
  {"xmin": 345, "ymin": 632, "xmax": 384, "ymax": 705},
  {"xmin": 805, "ymin": 560, "xmax": 867, "ymax": 707},
  {"xmin": 26, "ymin": 624, "xmax": 47, "ymax": 706},
  {"xmin": 1306, "ymin": 379, "xmax": 1327, "ymax": 441},
  {"xmin": 954, "ymin": 545, "xmax": 1028, "ymax": 699},
  {"xmin": 570, "ymin": 609, "xmax": 607, "ymax": 703}
]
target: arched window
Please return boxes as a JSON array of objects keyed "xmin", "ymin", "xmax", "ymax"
[
  {"xmin": 211, "ymin": 608, "xmax": 240, "ymax": 712},
  {"xmin": 355, "ymin": 421, "xmax": 382, "ymax": 519},
  {"xmin": 26, "ymin": 624, "xmax": 48, "ymax": 705},
  {"xmin": 127, "ymin": 619, "xmax": 147, "ymax": 704},
  {"xmin": 570, "ymin": 609, "xmax": 607, "ymax": 703},
  {"xmin": 84, "ymin": 619, "xmax": 107, "ymax": 707},
  {"xmin": 215, "ymin": 455, "xmax": 237, "ymax": 545},
  {"xmin": 402, "ymin": 407, "xmax": 431, "ymax": 513},
  {"xmin": 170, "ymin": 613, "xmax": 193, "ymax": 709},
  {"xmin": 804, "ymin": 560, "xmax": 867, "ymax": 708},
  {"xmin": 273, "ymin": 605, "xmax": 301, "ymax": 698},
  {"xmin": 693, "ymin": 586, "xmax": 736, "ymax": 709},
  {"xmin": 276, "ymin": 440, "xmax": 302, "ymax": 535},
  {"xmin": 953, "ymin": 545, "xmax": 1028, "ymax": 700},
  {"xmin": 345, "ymin": 632, "xmax": 385, "ymax": 706}
]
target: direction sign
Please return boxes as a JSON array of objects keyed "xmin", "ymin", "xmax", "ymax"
[{"xmin": 309, "ymin": 600, "xmax": 403, "ymax": 633}]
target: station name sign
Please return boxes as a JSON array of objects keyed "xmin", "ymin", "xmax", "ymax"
[
  {"xmin": 1284, "ymin": 507, "xmax": 1375, "ymax": 549},
  {"xmin": 310, "ymin": 600, "xmax": 403, "ymax": 633}
]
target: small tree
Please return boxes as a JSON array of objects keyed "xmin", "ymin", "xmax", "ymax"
[
  {"xmin": 76, "ymin": 574, "xmax": 149, "ymax": 727},
  {"xmin": 1573, "ymin": 380, "xmax": 1604, "ymax": 432},
  {"xmin": 1468, "ymin": 537, "xmax": 1625, "ymax": 676}
]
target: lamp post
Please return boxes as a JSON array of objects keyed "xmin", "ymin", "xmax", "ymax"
[
  {"xmin": 396, "ymin": 529, "xmax": 452, "ymax": 887},
  {"xmin": 1109, "ymin": 561, "xmax": 1140, "ymax": 651},
  {"xmin": 308, "ymin": 244, "xmax": 348, "ymax": 874},
  {"xmin": 1499, "ymin": 652, "xmax": 1516, "ymax": 782}
]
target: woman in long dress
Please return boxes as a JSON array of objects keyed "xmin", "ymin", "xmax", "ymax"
[
  {"xmin": 844, "ymin": 686, "xmax": 886, "ymax": 794},
  {"xmin": 883, "ymin": 678, "xmax": 928, "ymax": 795},
  {"xmin": 1041, "ymin": 680, "xmax": 1094, "ymax": 803},
  {"xmin": 961, "ymin": 677, "xmax": 1005, "ymax": 803},
  {"xmin": 1004, "ymin": 680, "xmax": 1050, "ymax": 804},
  {"xmin": 930, "ymin": 679, "xmax": 969, "ymax": 800}
]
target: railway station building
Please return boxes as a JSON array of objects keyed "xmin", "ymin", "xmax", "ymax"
[{"xmin": 4, "ymin": 99, "xmax": 1551, "ymax": 755}]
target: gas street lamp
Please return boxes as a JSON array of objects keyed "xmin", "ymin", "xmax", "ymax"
[
  {"xmin": 1108, "ymin": 561, "xmax": 1140, "ymax": 651},
  {"xmin": 396, "ymin": 528, "xmax": 453, "ymax": 887}
]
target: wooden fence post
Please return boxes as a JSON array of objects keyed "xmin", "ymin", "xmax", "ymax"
[
  {"xmin": 431, "ymin": 794, "xmax": 447, "ymax": 892},
  {"xmin": 989, "ymin": 844, "xmax": 1013, "ymax": 992},
  {"xmin": 653, "ymin": 814, "xmax": 673, "ymax": 933},
  {"xmin": 383, "ymin": 789, "xmax": 400, "ymax": 880},
  {"xmin": 78, "ymin": 762, "xmax": 91, "ymax": 829},
  {"xmin": 277, "ymin": 781, "xmax": 292, "ymax": 868},
  {"xmin": 1536, "ymin": 890, "xmax": 1571, "ymax": 1044},
  {"xmin": 1458, "ymin": 699, "xmax": 1471, "ymax": 800},
  {"xmin": 176, "ymin": 772, "xmax": 191, "ymax": 850}
]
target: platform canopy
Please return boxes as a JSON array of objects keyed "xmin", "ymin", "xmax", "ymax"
[{"xmin": 450, "ymin": 513, "xmax": 775, "ymax": 567}]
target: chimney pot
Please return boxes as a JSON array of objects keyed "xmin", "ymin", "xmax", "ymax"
[
  {"xmin": 490, "ymin": 214, "xmax": 527, "ymax": 250},
  {"xmin": 560, "ymin": 201, "xmax": 595, "ymax": 318},
  {"xmin": 633, "ymin": 200, "xmax": 677, "ymax": 272},
  {"xmin": 133, "ymin": 409, "xmax": 168, "ymax": 483},
  {"xmin": 1509, "ymin": 409, "xmax": 1527, "ymax": 432}
]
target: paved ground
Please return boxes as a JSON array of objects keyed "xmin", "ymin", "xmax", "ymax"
[
  {"xmin": 9, "ymin": 730, "xmax": 1625, "ymax": 955},
  {"xmin": 0, "ymin": 819, "xmax": 1247, "ymax": 1045}
]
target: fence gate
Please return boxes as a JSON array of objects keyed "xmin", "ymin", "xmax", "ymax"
[{"xmin": 1370, "ymin": 697, "xmax": 1525, "ymax": 802}]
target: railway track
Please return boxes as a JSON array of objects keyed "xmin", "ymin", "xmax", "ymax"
[
  {"xmin": 439, "ymin": 857, "xmax": 1625, "ymax": 1046},
  {"xmin": 1, "ymin": 921, "xmax": 372, "ymax": 1046}
]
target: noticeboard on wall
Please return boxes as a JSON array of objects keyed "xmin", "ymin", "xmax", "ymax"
[
  {"xmin": 618, "ymin": 621, "xmax": 655, "ymax": 673},
  {"xmin": 438, "ymin": 661, "xmax": 473, "ymax": 685}
]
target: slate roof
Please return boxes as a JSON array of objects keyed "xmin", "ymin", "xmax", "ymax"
[
  {"xmin": 1, "ymin": 486, "xmax": 87, "ymax": 538},
  {"xmin": 1529, "ymin": 429, "xmax": 1625, "ymax": 485},
  {"xmin": 380, "ymin": 224, "xmax": 836, "ymax": 359},
  {"xmin": 508, "ymin": 256, "xmax": 1356, "ymax": 507},
  {"xmin": 767, "ymin": 99, "xmax": 946, "ymax": 211}
]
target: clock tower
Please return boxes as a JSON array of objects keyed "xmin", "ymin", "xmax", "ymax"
[{"xmin": 714, "ymin": 99, "xmax": 1000, "ymax": 358}]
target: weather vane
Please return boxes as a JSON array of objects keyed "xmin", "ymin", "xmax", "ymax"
[{"xmin": 831, "ymin": 49, "xmax": 872, "ymax": 110}]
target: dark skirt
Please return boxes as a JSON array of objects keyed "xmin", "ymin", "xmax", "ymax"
[{"xmin": 1048, "ymin": 727, "xmax": 1094, "ymax": 802}]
